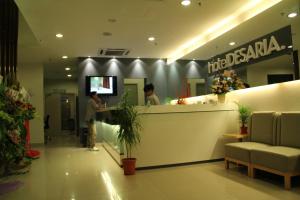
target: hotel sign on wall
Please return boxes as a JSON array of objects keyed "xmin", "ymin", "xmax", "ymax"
[{"xmin": 207, "ymin": 26, "xmax": 293, "ymax": 75}]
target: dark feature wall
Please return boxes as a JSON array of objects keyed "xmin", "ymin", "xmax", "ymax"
[
  {"xmin": 0, "ymin": 0, "xmax": 19, "ymax": 81},
  {"xmin": 78, "ymin": 57, "xmax": 207, "ymax": 126}
]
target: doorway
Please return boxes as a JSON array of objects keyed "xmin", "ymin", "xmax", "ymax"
[
  {"xmin": 123, "ymin": 79, "xmax": 145, "ymax": 105},
  {"xmin": 124, "ymin": 84, "xmax": 138, "ymax": 106}
]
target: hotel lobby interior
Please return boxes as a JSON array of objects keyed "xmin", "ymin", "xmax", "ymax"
[{"xmin": 1, "ymin": 0, "xmax": 300, "ymax": 199}]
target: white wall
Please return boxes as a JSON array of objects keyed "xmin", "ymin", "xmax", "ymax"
[
  {"xmin": 182, "ymin": 79, "xmax": 300, "ymax": 112},
  {"xmin": 44, "ymin": 79, "xmax": 78, "ymax": 95},
  {"xmin": 246, "ymin": 55, "xmax": 294, "ymax": 87},
  {"xmin": 18, "ymin": 64, "xmax": 44, "ymax": 144}
]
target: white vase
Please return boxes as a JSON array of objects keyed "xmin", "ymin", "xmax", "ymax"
[{"xmin": 217, "ymin": 94, "xmax": 226, "ymax": 103}]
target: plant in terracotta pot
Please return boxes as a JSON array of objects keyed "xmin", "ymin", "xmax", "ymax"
[
  {"xmin": 116, "ymin": 92, "xmax": 141, "ymax": 175},
  {"xmin": 237, "ymin": 104, "xmax": 251, "ymax": 134}
]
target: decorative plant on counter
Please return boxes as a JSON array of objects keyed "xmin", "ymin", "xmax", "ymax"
[
  {"xmin": 211, "ymin": 70, "xmax": 246, "ymax": 103},
  {"xmin": 237, "ymin": 104, "xmax": 252, "ymax": 134},
  {"xmin": 211, "ymin": 70, "xmax": 245, "ymax": 94},
  {"xmin": 115, "ymin": 92, "xmax": 141, "ymax": 175}
]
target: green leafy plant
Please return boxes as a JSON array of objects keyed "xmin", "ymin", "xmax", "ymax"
[
  {"xmin": 237, "ymin": 104, "xmax": 252, "ymax": 127},
  {"xmin": 116, "ymin": 92, "xmax": 141, "ymax": 158},
  {"xmin": 0, "ymin": 81, "xmax": 33, "ymax": 176}
]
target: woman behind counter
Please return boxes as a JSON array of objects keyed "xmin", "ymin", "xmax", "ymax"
[{"xmin": 144, "ymin": 83, "xmax": 160, "ymax": 105}]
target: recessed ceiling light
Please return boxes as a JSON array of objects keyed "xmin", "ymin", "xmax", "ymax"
[
  {"xmin": 181, "ymin": 0, "xmax": 191, "ymax": 6},
  {"xmin": 229, "ymin": 42, "xmax": 236, "ymax": 46},
  {"xmin": 67, "ymin": 74, "xmax": 72, "ymax": 77},
  {"xmin": 288, "ymin": 45, "xmax": 293, "ymax": 49},
  {"xmin": 62, "ymin": 56, "xmax": 68, "ymax": 59},
  {"xmin": 88, "ymin": 56, "xmax": 91, "ymax": 58},
  {"xmin": 65, "ymin": 67, "xmax": 71, "ymax": 71},
  {"xmin": 56, "ymin": 33, "xmax": 63, "ymax": 38},
  {"xmin": 148, "ymin": 37, "xmax": 155, "ymax": 41},
  {"xmin": 288, "ymin": 12, "xmax": 298, "ymax": 18},
  {"xmin": 193, "ymin": 58, "xmax": 195, "ymax": 60}
]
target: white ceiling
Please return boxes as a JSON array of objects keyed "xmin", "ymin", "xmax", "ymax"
[{"xmin": 15, "ymin": 0, "xmax": 300, "ymax": 79}]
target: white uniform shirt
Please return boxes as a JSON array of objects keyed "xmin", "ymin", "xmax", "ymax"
[
  {"xmin": 147, "ymin": 93, "xmax": 160, "ymax": 105},
  {"xmin": 85, "ymin": 98, "xmax": 100, "ymax": 122}
]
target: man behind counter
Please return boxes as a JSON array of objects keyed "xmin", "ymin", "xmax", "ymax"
[{"xmin": 144, "ymin": 83, "xmax": 160, "ymax": 105}]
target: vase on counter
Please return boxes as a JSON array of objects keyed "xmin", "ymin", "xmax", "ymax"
[{"xmin": 217, "ymin": 94, "xmax": 226, "ymax": 103}]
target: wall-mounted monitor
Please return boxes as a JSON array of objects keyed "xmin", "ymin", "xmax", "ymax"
[{"xmin": 86, "ymin": 76, "xmax": 117, "ymax": 96}]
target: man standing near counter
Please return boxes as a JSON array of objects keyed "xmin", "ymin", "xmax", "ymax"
[
  {"xmin": 85, "ymin": 91, "xmax": 102, "ymax": 151},
  {"xmin": 144, "ymin": 83, "xmax": 160, "ymax": 105}
]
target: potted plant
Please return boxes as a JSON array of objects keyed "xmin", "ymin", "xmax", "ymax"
[
  {"xmin": 116, "ymin": 92, "xmax": 141, "ymax": 175},
  {"xmin": 237, "ymin": 104, "xmax": 251, "ymax": 134}
]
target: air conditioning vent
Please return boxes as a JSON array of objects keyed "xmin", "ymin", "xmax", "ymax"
[{"xmin": 99, "ymin": 48, "xmax": 130, "ymax": 56}]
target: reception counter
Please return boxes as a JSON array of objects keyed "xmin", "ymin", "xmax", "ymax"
[{"xmin": 96, "ymin": 103, "xmax": 239, "ymax": 169}]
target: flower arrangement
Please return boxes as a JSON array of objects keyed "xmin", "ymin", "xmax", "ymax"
[
  {"xmin": 0, "ymin": 77, "xmax": 36, "ymax": 175},
  {"xmin": 211, "ymin": 70, "xmax": 245, "ymax": 95}
]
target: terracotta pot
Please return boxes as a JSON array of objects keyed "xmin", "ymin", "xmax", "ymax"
[
  {"xmin": 122, "ymin": 158, "xmax": 136, "ymax": 175},
  {"xmin": 240, "ymin": 126, "xmax": 248, "ymax": 134},
  {"xmin": 217, "ymin": 94, "xmax": 226, "ymax": 103}
]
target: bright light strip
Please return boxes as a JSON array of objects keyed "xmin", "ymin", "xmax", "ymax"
[
  {"xmin": 167, "ymin": 0, "xmax": 282, "ymax": 64},
  {"xmin": 101, "ymin": 172, "xmax": 122, "ymax": 200},
  {"xmin": 181, "ymin": 0, "xmax": 191, "ymax": 6}
]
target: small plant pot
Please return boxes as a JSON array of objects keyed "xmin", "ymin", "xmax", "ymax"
[
  {"xmin": 240, "ymin": 126, "xmax": 248, "ymax": 134},
  {"xmin": 122, "ymin": 158, "xmax": 136, "ymax": 175}
]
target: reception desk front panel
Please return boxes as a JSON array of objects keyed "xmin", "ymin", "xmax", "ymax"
[{"xmin": 96, "ymin": 104, "xmax": 239, "ymax": 168}]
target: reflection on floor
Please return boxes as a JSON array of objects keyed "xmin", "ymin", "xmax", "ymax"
[{"xmin": 0, "ymin": 134, "xmax": 300, "ymax": 200}]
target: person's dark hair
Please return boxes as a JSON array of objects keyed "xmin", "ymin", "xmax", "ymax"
[
  {"xmin": 89, "ymin": 91, "xmax": 97, "ymax": 97},
  {"xmin": 144, "ymin": 84, "xmax": 154, "ymax": 92}
]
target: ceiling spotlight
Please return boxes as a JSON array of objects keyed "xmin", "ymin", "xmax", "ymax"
[
  {"xmin": 62, "ymin": 56, "xmax": 68, "ymax": 59},
  {"xmin": 148, "ymin": 37, "xmax": 155, "ymax": 41},
  {"xmin": 56, "ymin": 33, "xmax": 63, "ymax": 38},
  {"xmin": 88, "ymin": 56, "xmax": 91, "ymax": 58},
  {"xmin": 193, "ymin": 58, "xmax": 195, "ymax": 61},
  {"xmin": 181, "ymin": 0, "xmax": 191, "ymax": 6},
  {"xmin": 288, "ymin": 12, "xmax": 298, "ymax": 18},
  {"xmin": 65, "ymin": 67, "xmax": 71, "ymax": 71},
  {"xmin": 288, "ymin": 45, "xmax": 293, "ymax": 49},
  {"xmin": 67, "ymin": 74, "xmax": 72, "ymax": 77},
  {"xmin": 229, "ymin": 42, "xmax": 236, "ymax": 46}
]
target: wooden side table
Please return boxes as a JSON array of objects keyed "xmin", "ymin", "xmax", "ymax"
[{"xmin": 223, "ymin": 133, "xmax": 249, "ymax": 142}]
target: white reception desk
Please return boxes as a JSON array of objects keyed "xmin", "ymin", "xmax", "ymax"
[{"xmin": 97, "ymin": 103, "xmax": 239, "ymax": 169}]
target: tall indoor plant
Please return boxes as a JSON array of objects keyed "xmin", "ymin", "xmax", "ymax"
[
  {"xmin": 116, "ymin": 92, "xmax": 141, "ymax": 175},
  {"xmin": 237, "ymin": 104, "xmax": 251, "ymax": 134}
]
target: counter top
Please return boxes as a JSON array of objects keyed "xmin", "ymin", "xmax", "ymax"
[
  {"xmin": 136, "ymin": 103, "xmax": 237, "ymax": 114},
  {"xmin": 97, "ymin": 103, "xmax": 237, "ymax": 114}
]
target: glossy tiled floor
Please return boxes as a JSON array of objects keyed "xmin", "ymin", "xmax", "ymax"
[{"xmin": 1, "ymin": 134, "xmax": 300, "ymax": 200}]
